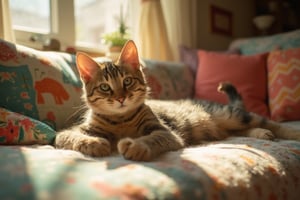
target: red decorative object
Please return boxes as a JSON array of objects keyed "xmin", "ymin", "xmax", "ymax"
[
  {"xmin": 0, "ymin": 42, "xmax": 18, "ymax": 62},
  {"xmin": 0, "ymin": 120, "xmax": 19, "ymax": 143},
  {"xmin": 210, "ymin": 5, "xmax": 233, "ymax": 36}
]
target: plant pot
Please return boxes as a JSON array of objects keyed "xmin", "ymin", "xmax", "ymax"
[{"xmin": 106, "ymin": 45, "xmax": 123, "ymax": 61}]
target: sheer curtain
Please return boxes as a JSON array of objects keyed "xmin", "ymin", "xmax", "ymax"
[
  {"xmin": 0, "ymin": 0, "xmax": 15, "ymax": 42},
  {"xmin": 137, "ymin": 0, "xmax": 198, "ymax": 61},
  {"xmin": 162, "ymin": 0, "xmax": 198, "ymax": 61},
  {"xmin": 138, "ymin": 0, "xmax": 173, "ymax": 61}
]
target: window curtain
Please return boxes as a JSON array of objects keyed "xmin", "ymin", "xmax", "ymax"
[
  {"xmin": 161, "ymin": 0, "xmax": 198, "ymax": 61},
  {"xmin": 138, "ymin": 0, "xmax": 173, "ymax": 61},
  {"xmin": 0, "ymin": 0, "xmax": 15, "ymax": 42}
]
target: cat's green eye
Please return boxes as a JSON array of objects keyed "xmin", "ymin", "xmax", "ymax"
[
  {"xmin": 99, "ymin": 83, "xmax": 110, "ymax": 92},
  {"xmin": 123, "ymin": 77, "xmax": 133, "ymax": 86}
]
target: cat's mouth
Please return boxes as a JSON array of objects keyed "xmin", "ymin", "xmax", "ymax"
[
  {"xmin": 119, "ymin": 104, "xmax": 126, "ymax": 108},
  {"xmin": 117, "ymin": 102, "xmax": 127, "ymax": 109},
  {"xmin": 116, "ymin": 97, "xmax": 126, "ymax": 109}
]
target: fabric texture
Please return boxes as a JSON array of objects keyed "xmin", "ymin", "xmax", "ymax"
[
  {"xmin": 0, "ymin": 29, "xmax": 300, "ymax": 200},
  {"xmin": 194, "ymin": 50, "xmax": 269, "ymax": 117},
  {"xmin": 267, "ymin": 48, "xmax": 300, "ymax": 121},
  {"xmin": 138, "ymin": 0, "xmax": 173, "ymax": 61},
  {"xmin": 0, "ymin": 137, "xmax": 300, "ymax": 199},
  {"xmin": 0, "ymin": 107, "xmax": 55, "ymax": 144},
  {"xmin": 179, "ymin": 45, "xmax": 199, "ymax": 74},
  {"xmin": 0, "ymin": 39, "xmax": 83, "ymax": 130},
  {"xmin": 179, "ymin": 45, "xmax": 240, "ymax": 76},
  {"xmin": 143, "ymin": 59, "xmax": 194, "ymax": 99},
  {"xmin": 0, "ymin": 0, "xmax": 16, "ymax": 43},
  {"xmin": 229, "ymin": 29, "xmax": 300, "ymax": 55}
]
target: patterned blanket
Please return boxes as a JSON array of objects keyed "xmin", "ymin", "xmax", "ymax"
[{"xmin": 1, "ymin": 137, "xmax": 300, "ymax": 200}]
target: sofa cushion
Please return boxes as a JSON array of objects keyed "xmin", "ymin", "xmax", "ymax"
[
  {"xmin": 229, "ymin": 29, "xmax": 300, "ymax": 55},
  {"xmin": 179, "ymin": 45, "xmax": 239, "ymax": 76},
  {"xmin": 143, "ymin": 59, "xmax": 194, "ymax": 99},
  {"xmin": 1, "ymin": 137, "xmax": 300, "ymax": 199},
  {"xmin": 0, "ymin": 39, "xmax": 82, "ymax": 130},
  {"xmin": 267, "ymin": 48, "xmax": 300, "ymax": 121},
  {"xmin": 194, "ymin": 50, "xmax": 269, "ymax": 117},
  {"xmin": 0, "ymin": 107, "xmax": 55, "ymax": 144},
  {"xmin": 179, "ymin": 45, "xmax": 199, "ymax": 75}
]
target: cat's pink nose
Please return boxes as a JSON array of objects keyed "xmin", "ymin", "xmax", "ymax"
[{"xmin": 116, "ymin": 97, "xmax": 125, "ymax": 103}]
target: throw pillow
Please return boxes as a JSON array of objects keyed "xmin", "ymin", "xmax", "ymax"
[
  {"xmin": 229, "ymin": 29, "xmax": 300, "ymax": 55},
  {"xmin": 0, "ymin": 107, "xmax": 56, "ymax": 144},
  {"xmin": 179, "ymin": 45, "xmax": 240, "ymax": 76},
  {"xmin": 179, "ymin": 45, "xmax": 199, "ymax": 74},
  {"xmin": 267, "ymin": 48, "xmax": 300, "ymax": 121},
  {"xmin": 143, "ymin": 59, "xmax": 194, "ymax": 99},
  {"xmin": 194, "ymin": 50, "xmax": 269, "ymax": 117},
  {"xmin": 0, "ymin": 39, "xmax": 83, "ymax": 130}
]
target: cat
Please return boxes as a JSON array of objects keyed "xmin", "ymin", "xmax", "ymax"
[{"xmin": 55, "ymin": 40, "xmax": 300, "ymax": 161}]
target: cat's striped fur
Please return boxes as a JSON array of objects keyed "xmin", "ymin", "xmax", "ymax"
[{"xmin": 55, "ymin": 40, "xmax": 300, "ymax": 161}]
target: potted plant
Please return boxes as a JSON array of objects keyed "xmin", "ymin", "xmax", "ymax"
[{"xmin": 102, "ymin": 5, "xmax": 130, "ymax": 59}]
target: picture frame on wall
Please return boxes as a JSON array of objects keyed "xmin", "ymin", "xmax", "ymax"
[{"xmin": 210, "ymin": 5, "xmax": 233, "ymax": 36}]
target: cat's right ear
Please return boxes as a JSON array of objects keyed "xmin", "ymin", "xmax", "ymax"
[{"xmin": 76, "ymin": 52, "xmax": 99, "ymax": 83}]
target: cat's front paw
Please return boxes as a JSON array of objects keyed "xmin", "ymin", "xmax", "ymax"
[
  {"xmin": 118, "ymin": 138, "xmax": 152, "ymax": 161},
  {"xmin": 73, "ymin": 137, "xmax": 111, "ymax": 157}
]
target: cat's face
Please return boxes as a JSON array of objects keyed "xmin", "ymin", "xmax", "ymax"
[{"xmin": 76, "ymin": 40, "xmax": 147, "ymax": 115}]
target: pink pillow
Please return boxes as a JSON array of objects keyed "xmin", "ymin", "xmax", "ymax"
[
  {"xmin": 268, "ymin": 48, "xmax": 300, "ymax": 121},
  {"xmin": 179, "ymin": 45, "xmax": 240, "ymax": 75},
  {"xmin": 194, "ymin": 50, "xmax": 269, "ymax": 117}
]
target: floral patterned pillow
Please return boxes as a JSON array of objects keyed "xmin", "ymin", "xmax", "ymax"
[
  {"xmin": 0, "ymin": 39, "xmax": 83, "ymax": 130},
  {"xmin": 142, "ymin": 59, "xmax": 194, "ymax": 100},
  {"xmin": 0, "ymin": 107, "xmax": 55, "ymax": 144}
]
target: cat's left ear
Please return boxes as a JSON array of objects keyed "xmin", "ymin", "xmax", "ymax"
[
  {"xmin": 76, "ymin": 52, "xmax": 99, "ymax": 83},
  {"xmin": 117, "ymin": 40, "xmax": 140, "ymax": 70}
]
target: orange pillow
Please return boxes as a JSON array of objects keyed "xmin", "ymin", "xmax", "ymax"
[
  {"xmin": 268, "ymin": 48, "xmax": 300, "ymax": 121},
  {"xmin": 194, "ymin": 50, "xmax": 269, "ymax": 117}
]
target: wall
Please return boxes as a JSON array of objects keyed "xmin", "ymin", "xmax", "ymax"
[{"xmin": 195, "ymin": 0, "xmax": 256, "ymax": 50}]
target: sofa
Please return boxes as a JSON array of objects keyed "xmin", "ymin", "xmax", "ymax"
[{"xmin": 0, "ymin": 29, "xmax": 300, "ymax": 200}]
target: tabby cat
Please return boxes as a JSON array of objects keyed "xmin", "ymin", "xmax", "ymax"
[{"xmin": 55, "ymin": 40, "xmax": 300, "ymax": 161}]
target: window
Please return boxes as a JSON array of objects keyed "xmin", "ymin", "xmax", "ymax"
[
  {"xmin": 10, "ymin": 0, "xmax": 51, "ymax": 33},
  {"xmin": 9, "ymin": 0, "xmax": 73, "ymax": 50},
  {"xmin": 9, "ymin": 0, "xmax": 135, "ymax": 52},
  {"xmin": 74, "ymin": 0, "xmax": 130, "ymax": 49}
]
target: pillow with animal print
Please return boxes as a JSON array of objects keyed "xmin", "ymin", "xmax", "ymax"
[
  {"xmin": 194, "ymin": 50, "xmax": 269, "ymax": 117},
  {"xmin": 0, "ymin": 107, "xmax": 55, "ymax": 144},
  {"xmin": 143, "ymin": 59, "xmax": 194, "ymax": 99},
  {"xmin": 267, "ymin": 48, "xmax": 300, "ymax": 121},
  {"xmin": 0, "ymin": 39, "xmax": 83, "ymax": 130}
]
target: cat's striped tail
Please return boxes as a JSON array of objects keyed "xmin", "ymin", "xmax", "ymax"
[{"xmin": 218, "ymin": 82, "xmax": 245, "ymax": 109}]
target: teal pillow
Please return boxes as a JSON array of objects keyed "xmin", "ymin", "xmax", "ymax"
[{"xmin": 231, "ymin": 29, "xmax": 300, "ymax": 55}]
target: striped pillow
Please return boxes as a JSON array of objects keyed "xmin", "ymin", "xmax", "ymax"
[{"xmin": 268, "ymin": 48, "xmax": 300, "ymax": 121}]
